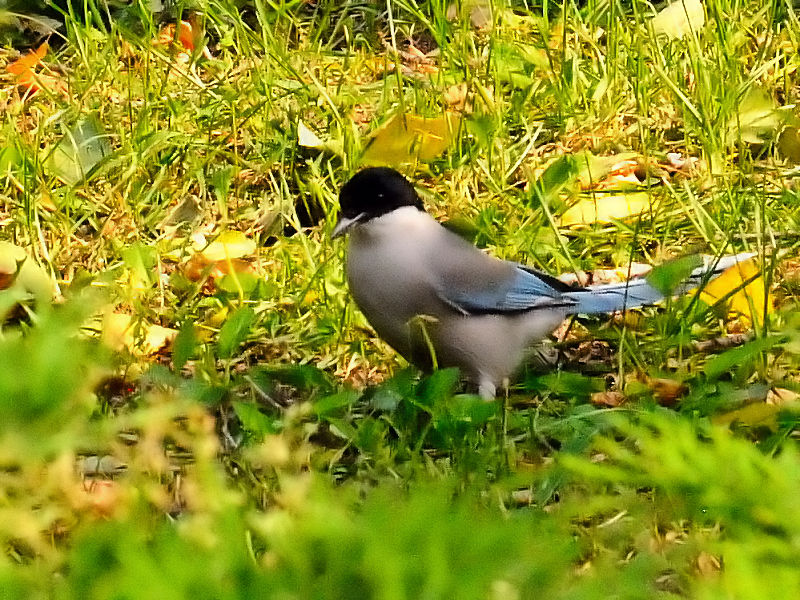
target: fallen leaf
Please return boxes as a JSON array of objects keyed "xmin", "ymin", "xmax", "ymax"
[
  {"xmin": 184, "ymin": 232, "xmax": 258, "ymax": 294},
  {"xmin": 102, "ymin": 313, "xmax": 177, "ymax": 356},
  {"xmin": 176, "ymin": 20, "xmax": 197, "ymax": 51},
  {"xmin": 591, "ymin": 391, "xmax": 626, "ymax": 407},
  {"xmin": 362, "ymin": 112, "xmax": 460, "ymax": 166},
  {"xmin": 652, "ymin": 0, "xmax": 705, "ymax": 40},
  {"xmin": 184, "ymin": 255, "xmax": 254, "ymax": 283},
  {"xmin": 157, "ymin": 20, "xmax": 199, "ymax": 52},
  {"xmin": 142, "ymin": 324, "xmax": 178, "ymax": 354},
  {"xmin": 0, "ymin": 241, "xmax": 54, "ymax": 303},
  {"xmin": 48, "ymin": 116, "xmax": 112, "ymax": 186},
  {"xmin": 197, "ymin": 231, "xmax": 257, "ymax": 262},
  {"xmin": 665, "ymin": 152, "xmax": 700, "ymax": 174},
  {"xmin": 72, "ymin": 479, "xmax": 125, "ymax": 519},
  {"xmin": 443, "ymin": 82, "xmax": 469, "ymax": 109},
  {"xmin": 766, "ymin": 387, "xmax": 799, "ymax": 406},
  {"xmin": 778, "ymin": 126, "xmax": 800, "ymax": 163},
  {"xmin": 696, "ymin": 552, "xmax": 721, "ymax": 578},
  {"xmin": 446, "ymin": 0, "xmax": 492, "ymax": 29},
  {"xmin": 575, "ymin": 152, "xmax": 640, "ymax": 189},
  {"xmin": 594, "ymin": 171, "xmax": 643, "ymax": 190},
  {"xmin": 699, "ymin": 258, "xmax": 771, "ymax": 325},
  {"xmin": 297, "ymin": 120, "xmax": 324, "ymax": 149},
  {"xmin": 0, "ymin": 242, "xmax": 28, "ymax": 289},
  {"xmin": 559, "ymin": 192, "xmax": 654, "ymax": 226},
  {"xmin": 6, "ymin": 42, "xmax": 67, "ymax": 96},
  {"xmin": 646, "ymin": 376, "xmax": 688, "ymax": 406},
  {"xmin": 728, "ymin": 87, "xmax": 783, "ymax": 145},
  {"xmin": 557, "ymin": 263, "xmax": 652, "ymax": 287},
  {"xmin": 7, "ymin": 42, "xmax": 48, "ymax": 77},
  {"xmin": 78, "ymin": 455, "xmax": 127, "ymax": 476},
  {"xmin": 712, "ymin": 401, "xmax": 779, "ymax": 430}
]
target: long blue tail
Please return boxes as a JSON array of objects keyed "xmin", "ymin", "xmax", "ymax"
[{"xmin": 565, "ymin": 253, "xmax": 755, "ymax": 315}]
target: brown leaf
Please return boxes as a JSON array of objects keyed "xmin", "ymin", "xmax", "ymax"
[
  {"xmin": 766, "ymin": 387, "xmax": 799, "ymax": 406},
  {"xmin": 647, "ymin": 376, "xmax": 687, "ymax": 406},
  {"xmin": 443, "ymin": 83, "xmax": 469, "ymax": 110},
  {"xmin": 696, "ymin": 551, "xmax": 721, "ymax": 578},
  {"xmin": 72, "ymin": 479, "xmax": 125, "ymax": 519},
  {"xmin": 590, "ymin": 391, "xmax": 626, "ymax": 407}
]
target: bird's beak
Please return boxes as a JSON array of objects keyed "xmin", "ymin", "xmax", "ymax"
[{"xmin": 331, "ymin": 213, "xmax": 365, "ymax": 239}]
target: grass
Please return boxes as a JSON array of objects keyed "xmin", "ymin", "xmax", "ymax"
[{"xmin": 1, "ymin": 0, "xmax": 800, "ymax": 597}]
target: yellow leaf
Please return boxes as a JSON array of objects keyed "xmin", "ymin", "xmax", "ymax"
[
  {"xmin": 778, "ymin": 126, "xmax": 800, "ymax": 163},
  {"xmin": 102, "ymin": 313, "xmax": 177, "ymax": 356},
  {"xmin": 699, "ymin": 258, "xmax": 770, "ymax": 325},
  {"xmin": 197, "ymin": 231, "xmax": 256, "ymax": 262},
  {"xmin": 362, "ymin": 112, "xmax": 460, "ymax": 166},
  {"xmin": 559, "ymin": 192, "xmax": 654, "ymax": 226},
  {"xmin": 207, "ymin": 307, "xmax": 229, "ymax": 328},
  {"xmin": 0, "ymin": 241, "xmax": 55, "ymax": 302},
  {"xmin": 0, "ymin": 242, "xmax": 27, "ymax": 280},
  {"xmin": 652, "ymin": 0, "xmax": 705, "ymax": 40},
  {"xmin": 102, "ymin": 313, "xmax": 135, "ymax": 352},
  {"xmin": 727, "ymin": 87, "xmax": 782, "ymax": 145},
  {"xmin": 712, "ymin": 402, "xmax": 779, "ymax": 430},
  {"xmin": 574, "ymin": 151, "xmax": 639, "ymax": 189},
  {"xmin": 446, "ymin": 0, "xmax": 492, "ymax": 29}
]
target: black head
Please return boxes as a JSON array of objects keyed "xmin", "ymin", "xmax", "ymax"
[{"xmin": 332, "ymin": 167, "xmax": 425, "ymax": 238}]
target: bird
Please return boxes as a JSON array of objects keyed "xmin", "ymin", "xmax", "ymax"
[{"xmin": 332, "ymin": 167, "xmax": 752, "ymax": 399}]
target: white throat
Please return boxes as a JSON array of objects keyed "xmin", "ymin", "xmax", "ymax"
[{"xmin": 354, "ymin": 206, "xmax": 433, "ymax": 239}]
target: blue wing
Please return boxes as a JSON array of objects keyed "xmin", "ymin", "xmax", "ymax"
[{"xmin": 438, "ymin": 263, "xmax": 579, "ymax": 315}]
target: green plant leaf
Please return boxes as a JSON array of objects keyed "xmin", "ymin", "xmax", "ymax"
[
  {"xmin": 417, "ymin": 368, "xmax": 460, "ymax": 408},
  {"xmin": 122, "ymin": 242, "xmax": 157, "ymax": 289},
  {"xmin": 216, "ymin": 306, "xmax": 255, "ymax": 359},
  {"xmin": 704, "ymin": 336, "xmax": 780, "ymax": 381},
  {"xmin": 647, "ymin": 254, "xmax": 703, "ymax": 296},
  {"xmin": 313, "ymin": 389, "xmax": 359, "ymax": 418},
  {"xmin": 253, "ymin": 364, "xmax": 333, "ymax": 395},
  {"xmin": 47, "ymin": 116, "xmax": 111, "ymax": 186},
  {"xmin": 172, "ymin": 321, "xmax": 197, "ymax": 372},
  {"xmin": 233, "ymin": 401, "xmax": 280, "ymax": 436}
]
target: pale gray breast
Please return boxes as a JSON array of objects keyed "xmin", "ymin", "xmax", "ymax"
[{"xmin": 345, "ymin": 225, "xmax": 429, "ymax": 357}]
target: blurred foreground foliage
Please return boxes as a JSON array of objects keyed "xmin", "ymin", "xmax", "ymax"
[{"xmin": 1, "ymin": 297, "xmax": 800, "ymax": 598}]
